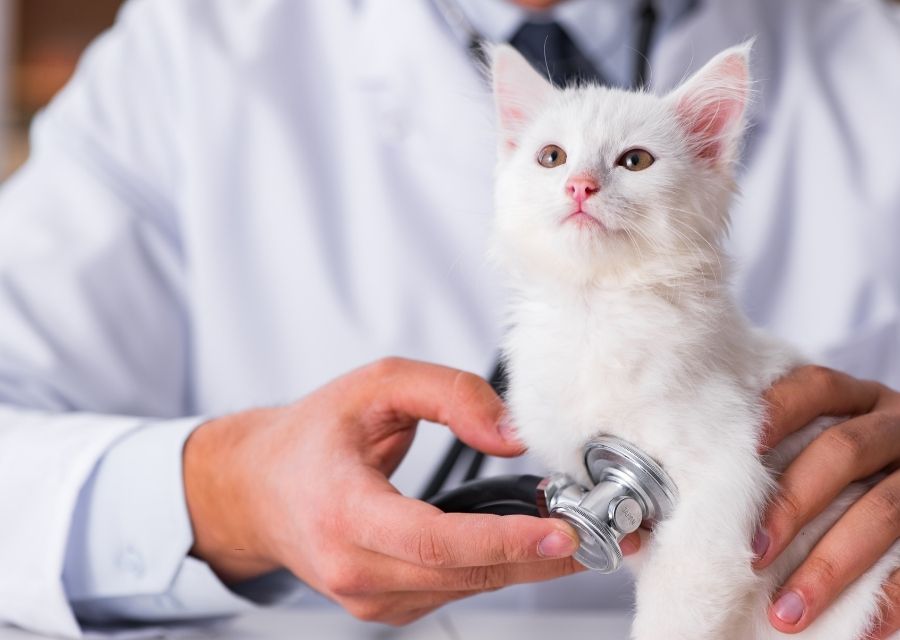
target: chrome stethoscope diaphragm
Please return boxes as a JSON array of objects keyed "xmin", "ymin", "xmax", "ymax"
[
  {"xmin": 537, "ymin": 435, "xmax": 678, "ymax": 572},
  {"xmin": 427, "ymin": 434, "xmax": 678, "ymax": 574}
]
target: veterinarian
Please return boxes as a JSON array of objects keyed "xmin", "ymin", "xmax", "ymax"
[{"xmin": 1, "ymin": 0, "xmax": 899, "ymax": 637}]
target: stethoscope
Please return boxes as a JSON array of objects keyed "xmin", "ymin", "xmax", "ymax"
[
  {"xmin": 429, "ymin": 435, "xmax": 678, "ymax": 573},
  {"xmin": 420, "ymin": 1, "xmax": 678, "ymax": 573},
  {"xmin": 422, "ymin": 362, "xmax": 679, "ymax": 573}
]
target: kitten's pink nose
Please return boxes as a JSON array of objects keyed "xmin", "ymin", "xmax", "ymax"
[{"xmin": 566, "ymin": 176, "xmax": 599, "ymax": 204}]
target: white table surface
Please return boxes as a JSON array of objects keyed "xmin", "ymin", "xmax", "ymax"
[{"xmin": 0, "ymin": 608, "xmax": 633, "ymax": 640}]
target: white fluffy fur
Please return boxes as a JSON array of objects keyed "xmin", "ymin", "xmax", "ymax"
[{"xmin": 490, "ymin": 43, "xmax": 900, "ymax": 639}]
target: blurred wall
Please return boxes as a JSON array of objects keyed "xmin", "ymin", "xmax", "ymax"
[
  {"xmin": 0, "ymin": 0, "xmax": 899, "ymax": 179},
  {"xmin": 2, "ymin": 0, "xmax": 123, "ymax": 179},
  {"xmin": 0, "ymin": 0, "xmax": 13, "ymax": 172}
]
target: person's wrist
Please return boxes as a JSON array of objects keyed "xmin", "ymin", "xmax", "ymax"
[{"xmin": 183, "ymin": 408, "xmax": 283, "ymax": 583}]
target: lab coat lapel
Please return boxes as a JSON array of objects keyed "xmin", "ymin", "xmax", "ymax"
[{"xmin": 352, "ymin": 0, "xmax": 503, "ymax": 369}]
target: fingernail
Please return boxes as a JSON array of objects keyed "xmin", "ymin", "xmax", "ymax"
[
  {"xmin": 752, "ymin": 527, "xmax": 770, "ymax": 560},
  {"xmin": 497, "ymin": 415, "xmax": 522, "ymax": 445},
  {"xmin": 538, "ymin": 531, "xmax": 578, "ymax": 558},
  {"xmin": 620, "ymin": 536, "xmax": 640, "ymax": 555},
  {"xmin": 772, "ymin": 591, "xmax": 805, "ymax": 625}
]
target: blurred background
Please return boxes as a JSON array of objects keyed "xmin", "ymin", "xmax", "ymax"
[
  {"xmin": 0, "ymin": 0, "xmax": 123, "ymax": 179},
  {"xmin": 0, "ymin": 0, "xmax": 897, "ymax": 181}
]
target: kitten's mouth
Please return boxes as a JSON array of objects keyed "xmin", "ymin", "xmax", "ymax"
[{"xmin": 563, "ymin": 210, "xmax": 607, "ymax": 232}]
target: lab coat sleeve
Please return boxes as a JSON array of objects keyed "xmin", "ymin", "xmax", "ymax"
[
  {"xmin": 0, "ymin": 0, "xmax": 246, "ymax": 636},
  {"xmin": 62, "ymin": 417, "xmax": 259, "ymax": 625}
]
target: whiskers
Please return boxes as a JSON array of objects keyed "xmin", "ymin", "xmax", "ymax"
[{"xmin": 616, "ymin": 201, "xmax": 727, "ymax": 294}]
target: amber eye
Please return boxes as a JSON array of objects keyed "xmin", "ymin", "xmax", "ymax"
[
  {"xmin": 617, "ymin": 148, "xmax": 655, "ymax": 171},
  {"xmin": 537, "ymin": 144, "xmax": 567, "ymax": 168}
]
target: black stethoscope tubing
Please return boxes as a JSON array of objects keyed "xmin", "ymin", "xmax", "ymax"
[{"xmin": 420, "ymin": 360, "xmax": 508, "ymax": 502}]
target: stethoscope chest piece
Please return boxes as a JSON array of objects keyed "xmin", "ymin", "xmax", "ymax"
[{"xmin": 537, "ymin": 435, "xmax": 678, "ymax": 573}]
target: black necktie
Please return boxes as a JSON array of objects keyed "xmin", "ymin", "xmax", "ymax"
[{"xmin": 508, "ymin": 21, "xmax": 604, "ymax": 87}]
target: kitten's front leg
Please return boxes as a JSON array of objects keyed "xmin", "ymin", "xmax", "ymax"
[{"xmin": 630, "ymin": 465, "xmax": 767, "ymax": 640}]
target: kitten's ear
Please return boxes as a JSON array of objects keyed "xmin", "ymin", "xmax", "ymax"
[
  {"xmin": 668, "ymin": 41, "xmax": 753, "ymax": 167},
  {"xmin": 490, "ymin": 44, "xmax": 554, "ymax": 153}
]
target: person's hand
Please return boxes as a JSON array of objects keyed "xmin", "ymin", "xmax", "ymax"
[
  {"xmin": 184, "ymin": 358, "xmax": 627, "ymax": 625},
  {"xmin": 752, "ymin": 365, "xmax": 900, "ymax": 636}
]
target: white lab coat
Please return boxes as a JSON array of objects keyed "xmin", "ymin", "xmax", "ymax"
[{"xmin": 0, "ymin": 0, "xmax": 899, "ymax": 636}]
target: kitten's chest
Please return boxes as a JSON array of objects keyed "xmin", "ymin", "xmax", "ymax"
[
  {"xmin": 510, "ymin": 291, "xmax": 685, "ymax": 386},
  {"xmin": 504, "ymin": 293, "xmax": 701, "ymax": 475}
]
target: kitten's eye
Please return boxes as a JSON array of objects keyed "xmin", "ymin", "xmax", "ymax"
[
  {"xmin": 537, "ymin": 144, "xmax": 567, "ymax": 168},
  {"xmin": 617, "ymin": 148, "xmax": 655, "ymax": 171}
]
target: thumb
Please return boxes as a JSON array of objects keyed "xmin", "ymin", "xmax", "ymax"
[{"xmin": 364, "ymin": 358, "xmax": 525, "ymax": 457}]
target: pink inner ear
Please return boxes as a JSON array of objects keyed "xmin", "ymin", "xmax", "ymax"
[
  {"xmin": 500, "ymin": 104, "xmax": 528, "ymax": 151},
  {"xmin": 499, "ymin": 103, "xmax": 527, "ymax": 129},
  {"xmin": 677, "ymin": 54, "xmax": 747, "ymax": 162},
  {"xmin": 497, "ymin": 90, "xmax": 530, "ymax": 150},
  {"xmin": 679, "ymin": 98, "xmax": 742, "ymax": 160},
  {"xmin": 492, "ymin": 46, "xmax": 554, "ymax": 152}
]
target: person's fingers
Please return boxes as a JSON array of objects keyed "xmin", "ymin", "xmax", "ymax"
[
  {"xmin": 865, "ymin": 566, "xmax": 900, "ymax": 640},
  {"xmin": 357, "ymin": 357, "xmax": 523, "ymax": 457},
  {"xmin": 759, "ymin": 365, "xmax": 880, "ymax": 452},
  {"xmin": 425, "ymin": 556, "xmax": 586, "ymax": 591},
  {"xmin": 754, "ymin": 413, "xmax": 900, "ymax": 569},
  {"xmin": 355, "ymin": 491, "xmax": 579, "ymax": 567},
  {"xmin": 620, "ymin": 531, "xmax": 641, "ymax": 556},
  {"xmin": 335, "ymin": 559, "xmax": 587, "ymax": 624},
  {"xmin": 766, "ymin": 472, "xmax": 900, "ymax": 633},
  {"xmin": 322, "ymin": 547, "xmax": 584, "ymax": 596}
]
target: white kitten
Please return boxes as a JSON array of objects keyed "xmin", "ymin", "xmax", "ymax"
[{"xmin": 489, "ymin": 43, "xmax": 900, "ymax": 640}]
